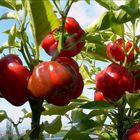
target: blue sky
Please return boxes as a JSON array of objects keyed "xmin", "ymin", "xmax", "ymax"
[{"xmin": 0, "ymin": 0, "xmax": 133, "ymax": 132}]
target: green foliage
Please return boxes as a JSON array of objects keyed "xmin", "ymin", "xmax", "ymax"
[
  {"xmin": 85, "ymin": 0, "xmax": 91, "ymax": 4},
  {"xmin": 0, "ymin": 110, "xmax": 7, "ymax": 122},
  {"xmin": 86, "ymin": 0, "xmax": 140, "ymax": 33},
  {"xmin": 0, "ymin": 0, "xmax": 140, "ymax": 139},
  {"xmin": 83, "ymin": 43, "xmax": 108, "ymax": 62},
  {"xmin": 63, "ymin": 126, "xmax": 93, "ymax": 140},
  {"xmin": 27, "ymin": 0, "xmax": 60, "ymax": 46},
  {"xmin": 80, "ymin": 101, "xmax": 114, "ymax": 110},
  {"xmin": 0, "ymin": 12, "xmax": 19, "ymax": 20},
  {"xmin": 125, "ymin": 91, "xmax": 140, "ymax": 109},
  {"xmin": 71, "ymin": 109, "xmax": 87, "ymax": 123},
  {"xmin": 43, "ymin": 116, "xmax": 62, "ymax": 134},
  {"xmin": 0, "ymin": 0, "xmax": 22, "ymax": 11},
  {"xmin": 95, "ymin": 0, "xmax": 119, "ymax": 10},
  {"xmin": 43, "ymin": 101, "xmax": 84, "ymax": 116},
  {"xmin": 8, "ymin": 24, "xmax": 17, "ymax": 46},
  {"xmin": 22, "ymin": 108, "xmax": 32, "ymax": 118}
]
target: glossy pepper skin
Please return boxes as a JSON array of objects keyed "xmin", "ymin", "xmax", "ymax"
[
  {"xmin": 41, "ymin": 17, "xmax": 85, "ymax": 57},
  {"xmin": 95, "ymin": 63, "xmax": 135, "ymax": 102},
  {"xmin": 56, "ymin": 57, "xmax": 84, "ymax": 99},
  {"xmin": 0, "ymin": 54, "xmax": 30, "ymax": 106},
  {"xmin": 28, "ymin": 57, "xmax": 84, "ymax": 106},
  {"xmin": 122, "ymin": 123, "xmax": 140, "ymax": 140},
  {"xmin": 64, "ymin": 17, "xmax": 81, "ymax": 34},
  {"xmin": 41, "ymin": 32, "xmax": 58, "ymax": 56},
  {"xmin": 27, "ymin": 61, "xmax": 73, "ymax": 99},
  {"xmin": 56, "ymin": 57, "xmax": 79, "ymax": 72},
  {"xmin": 94, "ymin": 91, "xmax": 107, "ymax": 102},
  {"xmin": 106, "ymin": 38, "xmax": 134, "ymax": 62},
  {"xmin": 132, "ymin": 67, "xmax": 140, "ymax": 91}
]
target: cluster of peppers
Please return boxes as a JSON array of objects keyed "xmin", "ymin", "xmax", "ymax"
[{"xmin": 0, "ymin": 17, "xmax": 85, "ymax": 106}]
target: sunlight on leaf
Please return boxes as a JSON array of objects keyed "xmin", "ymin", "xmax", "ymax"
[{"xmin": 27, "ymin": 0, "xmax": 60, "ymax": 46}]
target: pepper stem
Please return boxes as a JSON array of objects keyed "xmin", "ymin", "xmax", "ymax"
[{"xmin": 29, "ymin": 99, "xmax": 43, "ymax": 139}]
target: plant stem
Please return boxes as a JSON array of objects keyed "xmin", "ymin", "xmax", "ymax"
[
  {"xmin": 29, "ymin": 99, "xmax": 43, "ymax": 139},
  {"xmin": 51, "ymin": 0, "xmax": 74, "ymax": 61},
  {"xmin": 14, "ymin": 124, "xmax": 20, "ymax": 138},
  {"xmin": 121, "ymin": 25, "xmax": 127, "ymax": 67},
  {"xmin": 117, "ymin": 107, "xmax": 124, "ymax": 140},
  {"xmin": 116, "ymin": 100, "xmax": 126, "ymax": 140},
  {"xmin": 7, "ymin": 117, "xmax": 20, "ymax": 138}
]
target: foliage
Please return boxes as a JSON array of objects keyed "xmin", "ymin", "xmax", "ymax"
[{"xmin": 0, "ymin": 0, "xmax": 140, "ymax": 140}]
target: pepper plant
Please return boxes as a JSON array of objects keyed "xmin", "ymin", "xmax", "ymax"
[{"xmin": 0, "ymin": 0, "xmax": 140, "ymax": 140}]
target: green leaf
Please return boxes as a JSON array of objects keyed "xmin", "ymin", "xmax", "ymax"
[
  {"xmin": 0, "ymin": 41, "xmax": 20, "ymax": 53},
  {"xmin": 42, "ymin": 102, "xmax": 82, "ymax": 116},
  {"xmin": 86, "ymin": 8, "xmax": 140, "ymax": 34},
  {"xmin": 21, "ymin": 128, "xmax": 45, "ymax": 140},
  {"xmin": 87, "ymin": 110, "xmax": 108, "ymax": 118},
  {"xmin": 63, "ymin": 127, "xmax": 92, "ymax": 140},
  {"xmin": 134, "ymin": 111, "xmax": 140, "ymax": 120},
  {"xmin": 0, "ymin": 12, "xmax": 19, "ymax": 20},
  {"xmin": 85, "ymin": 31, "xmax": 116, "ymax": 43},
  {"xmin": 80, "ymin": 65, "xmax": 91, "ymax": 80},
  {"xmin": 0, "ymin": 0, "xmax": 22, "ymax": 10},
  {"xmin": 125, "ymin": 91, "xmax": 140, "ymax": 109},
  {"xmin": 71, "ymin": 95, "xmax": 92, "ymax": 102},
  {"xmin": 86, "ymin": 12, "xmax": 110, "ymax": 33},
  {"xmin": 125, "ymin": 0, "xmax": 139, "ymax": 10},
  {"xmin": 115, "ymin": 5, "xmax": 140, "ymax": 23},
  {"xmin": 85, "ymin": 0, "xmax": 90, "ymax": 4},
  {"xmin": 110, "ymin": 22, "xmax": 123, "ymax": 36},
  {"xmin": 84, "ymin": 79, "xmax": 94, "ymax": 86},
  {"xmin": 71, "ymin": 109, "xmax": 87, "ymax": 123},
  {"xmin": 83, "ymin": 43, "xmax": 108, "ymax": 62},
  {"xmin": 8, "ymin": 24, "xmax": 17, "ymax": 46},
  {"xmin": 85, "ymin": 34, "xmax": 103, "ymax": 45},
  {"xmin": 21, "ymin": 108, "xmax": 32, "ymax": 118},
  {"xmin": 0, "ymin": 110, "xmax": 7, "ymax": 122},
  {"xmin": 80, "ymin": 101, "xmax": 114, "ymax": 110},
  {"xmin": 43, "ymin": 116, "xmax": 62, "ymax": 134},
  {"xmin": 27, "ymin": 0, "xmax": 60, "ymax": 46},
  {"xmin": 115, "ymin": 1, "xmax": 140, "ymax": 23},
  {"xmin": 77, "ymin": 119, "xmax": 100, "ymax": 131},
  {"xmin": 95, "ymin": 0, "xmax": 119, "ymax": 10}
]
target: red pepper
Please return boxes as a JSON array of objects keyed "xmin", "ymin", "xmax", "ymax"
[
  {"xmin": 0, "ymin": 54, "xmax": 30, "ymax": 106},
  {"xmin": 96, "ymin": 63, "xmax": 135, "ymax": 102}
]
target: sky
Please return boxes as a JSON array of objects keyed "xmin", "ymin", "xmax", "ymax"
[{"xmin": 0, "ymin": 0, "xmax": 137, "ymax": 133}]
